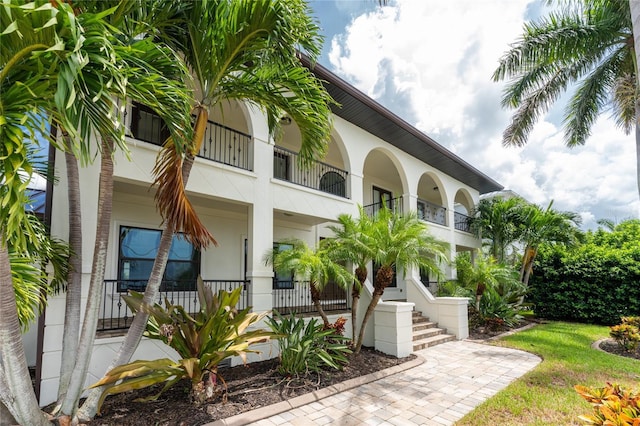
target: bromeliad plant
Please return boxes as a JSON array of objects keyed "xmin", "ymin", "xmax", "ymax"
[
  {"xmin": 266, "ymin": 311, "xmax": 351, "ymax": 376},
  {"xmin": 91, "ymin": 279, "xmax": 275, "ymax": 411}
]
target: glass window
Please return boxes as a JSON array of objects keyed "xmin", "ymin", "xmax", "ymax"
[
  {"xmin": 272, "ymin": 243, "xmax": 294, "ymax": 289},
  {"xmin": 118, "ymin": 226, "xmax": 200, "ymax": 292}
]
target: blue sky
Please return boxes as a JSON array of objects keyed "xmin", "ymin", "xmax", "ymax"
[{"xmin": 308, "ymin": 0, "xmax": 640, "ymax": 229}]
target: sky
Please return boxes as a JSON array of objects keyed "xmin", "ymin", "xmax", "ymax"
[{"xmin": 309, "ymin": 0, "xmax": 640, "ymax": 230}]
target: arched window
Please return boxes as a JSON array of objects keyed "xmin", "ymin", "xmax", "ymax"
[{"xmin": 319, "ymin": 171, "xmax": 346, "ymax": 197}]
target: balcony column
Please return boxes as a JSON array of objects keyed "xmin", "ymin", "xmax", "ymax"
[
  {"xmin": 350, "ymin": 172, "xmax": 364, "ymax": 212},
  {"xmin": 246, "ymin": 115, "xmax": 274, "ymax": 312},
  {"xmin": 403, "ymin": 193, "xmax": 417, "ymax": 215},
  {"xmin": 446, "ymin": 207, "xmax": 458, "ymax": 280}
]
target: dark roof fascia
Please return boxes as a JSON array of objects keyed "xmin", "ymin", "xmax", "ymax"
[{"xmin": 301, "ymin": 55, "xmax": 503, "ymax": 194}]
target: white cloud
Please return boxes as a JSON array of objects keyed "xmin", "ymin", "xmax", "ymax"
[{"xmin": 325, "ymin": 0, "xmax": 639, "ymax": 229}]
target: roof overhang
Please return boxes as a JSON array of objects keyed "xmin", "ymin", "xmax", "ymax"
[{"xmin": 302, "ymin": 56, "xmax": 503, "ymax": 194}]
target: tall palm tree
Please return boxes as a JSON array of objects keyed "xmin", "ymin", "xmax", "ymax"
[
  {"xmin": 264, "ymin": 240, "xmax": 353, "ymax": 326},
  {"xmin": 78, "ymin": 0, "xmax": 335, "ymax": 419},
  {"xmin": 1, "ymin": 0, "xmax": 194, "ymax": 422},
  {"xmin": 325, "ymin": 206, "xmax": 376, "ymax": 342},
  {"xmin": 517, "ymin": 202, "xmax": 581, "ymax": 286},
  {"xmin": 470, "ymin": 196, "xmax": 528, "ymax": 263},
  {"xmin": 493, "ymin": 0, "xmax": 640, "ymax": 201}
]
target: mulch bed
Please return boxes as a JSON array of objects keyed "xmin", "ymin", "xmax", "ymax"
[
  {"xmin": 85, "ymin": 347, "xmax": 415, "ymax": 426},
  {"xmin": 598, "ymin": 339, "xmax": 640, "ymax": 361}
]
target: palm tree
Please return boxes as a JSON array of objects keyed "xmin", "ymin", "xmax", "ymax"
[
  {"xmin": 470, "ymin": 196, "xmax": 528, "ymax": 263},
  {"xmin": 325, "ymin": 206, "xmax": 376, "ymax": 341},
  {"xmin": 78, "ymin": 0, "xmax": 335, "ymax": 419},
  {"xmin": 1, "ymin": 0, "xmax": 194, "ymax": 422},
  {"xmin": 264, "ymin": 240, "xmax": 353, "ymax": 326},
  {"xmin": 353, "ymin": 207, "xmax": 447, "ymax": 353},
  {"xmin": 493, "ymin": 0, "xmax": 640, "ymax": 201},
  {"xmin": 517, "ymin": 202, "xmax": 581, "ymax": 287}
]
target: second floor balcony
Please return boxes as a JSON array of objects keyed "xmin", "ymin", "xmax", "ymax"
[
  {"xmin": 273, "ymin": 145, "xmax": 349, "ymax": 199},
  {"xmin": 130, "ymin": 102, "xmax": 252, "ymax": 171},
  {"xmin": 417, "ymin": 199, "xmax": 447, "ymax": 226}
]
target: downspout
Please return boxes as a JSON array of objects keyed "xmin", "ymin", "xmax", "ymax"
[{"xmin": 35, "ymin": 126, "xmax": 57, "ymax": 403}]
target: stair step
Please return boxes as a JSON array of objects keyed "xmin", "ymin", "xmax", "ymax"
[
  {"xmin": 411, "ymin": 316, "xmax": 431, "ymax": 325},
  {"xmin": 413, "ymin": 334, "xmax": 456, "ymax": 351},
  {"xmin": 412, "ymin": 321, "xmax": 438, "ymax": 332},
  {"xmin": 412, "ymin": 327, "xmax": 446, "ymax": 341}
]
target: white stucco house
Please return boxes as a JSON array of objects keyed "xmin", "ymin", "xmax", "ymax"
[{"xmin": 30, "ymin": 60, "xmax": 503, "ymax": 406}]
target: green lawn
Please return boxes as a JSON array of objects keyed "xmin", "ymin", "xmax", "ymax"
[{"xmin": 456, "ymin": 322, "xmax": 640, "ymax": 426}]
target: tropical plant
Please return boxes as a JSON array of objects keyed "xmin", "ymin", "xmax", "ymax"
[
  {"xmin": 470, "ymin": 196, "xmax": 528, "ymax": 263},
  {"xmin": 91, "ymin": 281, "xmax": 275, "ymax": 411},
  {"xmin": 518, "ymin": 202, "xmax": 581, "ymax": 287},
  {"xmin": 266, "ymin": 312, "xmax": 351, "ymax": 376},
  {"xmin": 354, "ymin": 206, "xmax": 447, "ymax": 353},
  {"xmin": 575, "ymin": 383, "xmax": 640, "ymax": 425},
  {"xmin": 264, "ymin": 240, "xmax": 353, "ymax": 326},
  {"xmin": 478, "ymin": 287, "xmax": 523, "ymax": 329},
  {"xmin": 325, "ymin": 206, "xmax": 375, "ymax": 345},
  {"xmin": 80, "ymin": 2, "xmax": 336, "ymax": 417},
  {"xmin": 493, "ymin": 0, "xmax": 640, "ymax": 201},
  {"xmin": 610, "ymin": 317, "xmax": 640, "ymax": 352}
]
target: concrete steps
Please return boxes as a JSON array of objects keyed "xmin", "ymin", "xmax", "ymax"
[{"xmin": 412, "ymin": 311, "xmax": 456, "ymax": 351}]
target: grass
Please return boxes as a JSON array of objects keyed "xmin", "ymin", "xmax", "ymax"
[{"xmin": 456, "ymin": 322, "xmax": 640, "ymax": 426}]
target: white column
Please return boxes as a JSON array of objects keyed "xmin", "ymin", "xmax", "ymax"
[{"xmin": 246, "ymin": 116, "xmax": 274, "ymax": 312}]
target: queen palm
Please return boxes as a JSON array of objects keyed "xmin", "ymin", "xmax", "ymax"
[
  {"xmin": 78, "ymin": 0, "xmax": 334, "ymax": 419},
  {"xmin": 264, "ymin": 240, "xmax": 353, "ymax": 326},
  {"xmin": 517, "ymin": 202, "xmax": 581, "ymax": 287},
  {"xmin": 493, "ymin": 0, "xmax": 640, "ymax": 200}
]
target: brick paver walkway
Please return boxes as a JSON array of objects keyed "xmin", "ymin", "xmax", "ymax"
[{"xmin": 246, "ymin": 340, "xmax": 541, "ymax": 426}]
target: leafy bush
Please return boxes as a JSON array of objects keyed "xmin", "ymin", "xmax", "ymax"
[
  {"xmin": 266, "ymin": 312, "xmax": 351, "ymax": 376},
  {"xmin": 529, "ymin": 221, "xmax": 640, "ymax": 325},
  {"xmin": 610, "ymin": 317, "xmax": 640, "ymax": 352},
  {"xmin": 575, "ymin": 383, "xmax": 640, "ymax": 425},
  {"xmin": 478, "ymin": 287, "xmax": 523, "ymax": 328},
  {"xmin": 91, "ymin": 280, "xmax": 275, "ymax": 411}
]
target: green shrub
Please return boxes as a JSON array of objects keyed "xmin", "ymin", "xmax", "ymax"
[
  {"xmin": 266, "ymin": 312, "xmax": 351, "ymax": 376},
  {"xmin": 575, "ymin": 383, "xmax": 640, "ymax": 425},
  {"xmin": 529, "ymin": 230, "xmax": 640, "ymax": 325},
  {"xmin": 91, "ymin": 280, "xmax": 275, "ymax": 411}
]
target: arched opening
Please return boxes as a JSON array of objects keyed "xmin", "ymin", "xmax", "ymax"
[
  {"xmin": 362, "ymin": 149, "xmax": 407, "ymax": 217},
  {"xmin": 453, "ymin": 189, "xmax": 474, "ymax": 233},
  {"xmin": 416, "ymin": 173, "xmax": 447, "ymax": 226}
]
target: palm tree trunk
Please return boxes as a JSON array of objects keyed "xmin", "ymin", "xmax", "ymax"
[
  {"xmin": 354, "ymin": 266, "xmax": 393, "ymax": 353},
  {"xmin": 310, "ymin": 281, "xmax": 329, "ymax": 326},
  {"xmin": 631, "ymin": 1, "xmax": 640, "ymax": 199},
  {"xmin": 522, "ymin": 247, "xmax": 538, "ymax": 288},
  {"xmin": 351, "ymin": 267, "xmax": 367, "ymax": 343},
  {"xmin": 0, "ymin": 238, "xmax": 51, "ymax": 426},
  {"xmin": 61, "ymin": 137, "xmax": 114, "ymax": 417},
  {"xmin": 78, "ymin": 109, "xmax": 209, "ymax": 420},
  {"xmin": 56, "ymin": 151, "xmax": 82, "ymax": 404}
]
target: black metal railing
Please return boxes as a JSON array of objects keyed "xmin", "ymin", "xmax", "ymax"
[
  {"xmin": 130, "ymin": 102, "xmax": 252, "ymax": 171},
  {"xmin": 363, "ymin": 196, "xmax": 403, "ymax": 217},
  {"xmin": 272, "ymin": 280, "xmax": 348, "ymax": 315},
  {"xmin": 454, "ymin": 212, "xmax": 472, "ymax": 233},
  {"xmin": 417, "ymin": 199, "xmax": 447, "ymax": 226},
  {"xmin": 273, "ymin": 146, "xmax": 349, "ymax": 198},
  {"xmin": 99, "ymin": 279, "xmax": 249, "ymax": 332}
]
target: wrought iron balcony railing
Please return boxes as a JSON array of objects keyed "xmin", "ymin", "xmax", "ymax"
[
  {"xmin": 273, "ymin": 146, "xmax": 349, "ymax": 199},
  {"xmin": 99, "ymin": 279, "xmax": 249, "ymax": 333},
  {"xmin": 417, "ymin": 199, "xmax": 447, "ymax": 226},
  {"xmin": 454, "ymin": 212, "xmax": 472, "ymax": 233},
  {"xmin": 130, "ymin": 102, "xmax": 252, "ymax": 171},
  {"xmin": 272, "ymin": 280, "xmax": 348, "ymax": 315},
  {"xmin": 362, "ymin": 196, "xmax": 404, "ymax": 217}
]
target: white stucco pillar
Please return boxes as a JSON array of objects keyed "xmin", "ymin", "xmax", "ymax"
[
  {"xmin": 246, "ymin": 119, "xmax": 274, "ymax": 312},
  {"xmin": 374, "ymin": 301, "xmax": 415, "ymax": 358},
  {"xmin": 350, "ymin": 172, "xmax": 364, "ymax": 208}
]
